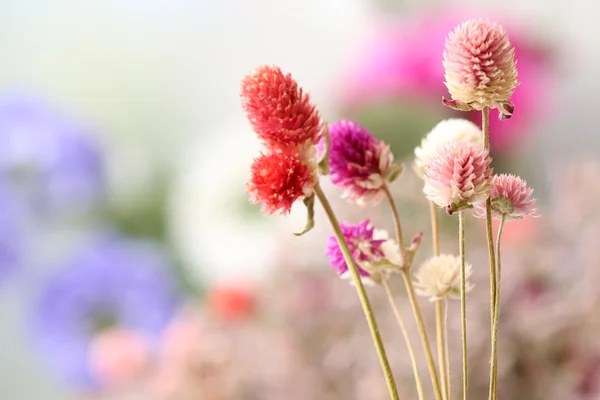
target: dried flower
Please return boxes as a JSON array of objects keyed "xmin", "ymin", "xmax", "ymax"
[
  {"xmin": 413, "ymin": 118, "xmax": 483, "ymax": 179},
  {"xmin": 423, "ymin": 141, "xmax": 493, "ymax": 214},
  {"xmin": 443, "ymin": 19, "xmax": 518, "ymax": 118},
  {"xmin": 247, "ymin": 149, "xmax": 315, "ymax": 215},
  {"xmin": 474, "ymin": 174, "xmax": 538, "ymax": 220},
  {"xmin": 325, "ymin": 220, "xmax": 400, "ymax": 283},
  {"xmin": 414, "ymin": 254, "xmax": 473, "ymax": 301},
  {"xmin": 327, "ymin": 120, "xmax": 397, "ymax": 206},
  {"xmin": 240, "ymin": 65, "xmax": 322, "ymax": 149}
]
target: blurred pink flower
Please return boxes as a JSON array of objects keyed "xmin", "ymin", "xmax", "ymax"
[
  {"xmin": 339, "ymin": 8, "xmax": 555, "ymax": 153},
  {"xmin": 87, "ymin": 328, "xmax": 150, "ymax": 388}
]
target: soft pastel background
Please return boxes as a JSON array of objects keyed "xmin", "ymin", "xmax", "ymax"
[{"xmin": 0, "ymin": 0, "xmax": 598, "ymax": 399}]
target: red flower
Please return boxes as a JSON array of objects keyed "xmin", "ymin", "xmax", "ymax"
[
  {"xmin": 247, "ymin": 149, "xmax": 314, "ymax": 215},
  {"xmin": 208, "ymin": 284, "xmax": 256, "ymax": 323},
  {"xmin": 240, "ymin": 65, "xmax": 322, "ymax": 149}
]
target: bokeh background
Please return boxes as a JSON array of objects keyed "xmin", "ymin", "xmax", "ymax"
[{"xmin": 0, "ymin": 0, "xmax": 598, "ymax": 399}]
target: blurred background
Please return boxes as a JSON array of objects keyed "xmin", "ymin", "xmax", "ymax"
[{"xmin": 0, "ymin": 0, "xmax": 598, "ymax": 399}]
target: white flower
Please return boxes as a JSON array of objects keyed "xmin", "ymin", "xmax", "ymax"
[
  {"xmin": 167, "ymin": 115, "xmax": 282, "ymax": 285},
  {"xmin": 373, "ymin": 229, "xmax": 403, "ymax": 266},
  {"xmin": 414, "ymin": 254, "xmax": 473, "ymax": 301},
  {"xmin": 413, "ymin": 118, "xmax": 483, "ymax": 179}
]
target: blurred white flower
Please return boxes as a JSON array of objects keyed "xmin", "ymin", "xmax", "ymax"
[
  {"xmin": 414, "ymin": 254, "xmax": 473, "ymax": 301},
  {"xmin": 168, "ymin": 115, "xmax": 285, "ymax": 285}
]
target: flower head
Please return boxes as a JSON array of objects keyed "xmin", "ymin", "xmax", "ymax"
[
  {"xmin": 474, "ymin": 174, "xmax": 538, "ymax": 220},
  {"xmin": 247, "ymin": 149, "xmax": 314, "ymax": 215},
  {"xmin": 423, "ymin": 141, "xmax": 492, "ymax": 214},
  {"xmin": 325, "ymin": 220, "xmax": 400, "ymax": 283},
  {"xmin": 327, "ymin": 120, "xmax": 395, "ymax": 206},
  {"xmin": 414, "ymin": 254, "xmax": 473, "ymax": 301},
  {"xmin": 0, "ymin": 96, "xmax": 104, "ymax": 213},
  {"xmin": 32, "ymin": 234, "xmax": 181, "ymax": 389},
  {"xmin": 413, "ymin": 118, "xmax": 482, "ymax": 179},
  {"xmin": 443, "ymin": 19, "xmax": 518, "ymax": 117},
  {"xmin": 240, "ymin": 65, "xmax": 322, "ymax": 149}
]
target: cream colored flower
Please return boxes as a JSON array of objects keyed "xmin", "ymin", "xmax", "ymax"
[
  {"xmin": 413, "ymin": 118, "xmax": 483, "ymax": 179},
  {"xmin": 414, "ymin": 254, "xmax": 473, "ymax": 301}
]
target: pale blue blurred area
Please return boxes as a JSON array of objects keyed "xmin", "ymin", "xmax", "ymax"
[{"xmin": 0, "ymin": 0, "xmax": 595, "ymax": 398}]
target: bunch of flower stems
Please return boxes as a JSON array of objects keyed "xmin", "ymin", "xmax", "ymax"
[{"xmin": 241, "ymin": 19, "xmax": 538, "ymax": 400}]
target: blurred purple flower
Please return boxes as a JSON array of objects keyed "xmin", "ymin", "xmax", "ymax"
[
  {"xmin": 0, "ymin": 186, "xmax": 23, "ymax": 286},
  {"xmin": 339, "ymin": 9, "xmax": 555, "ymax": 153},
  {"xmin": 32, "ymin": 234, "xmax": 182, "ymax": 389},
  {"xmin": 0, "ymin": 96, "xmax": 103, "ymax": 213}
]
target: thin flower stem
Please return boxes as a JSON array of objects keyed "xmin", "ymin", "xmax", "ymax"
[
  {"xmin": 489, "ymin": 214, "xmax": 506, "ymax": 400},
  {"xmin": 383, "ymin": 278, "xmax": 426, "ymax": 400},
  {"xmin": 482, "ymin": 107, "xmax": 497, "ymax": 335},
  {"xmin": 444, "ymin": 300, "xmax": 452, "ymax": 400},
  {"xmin": 313, "ymin": 184, "xmax": 400, "ymax": 400},
  {"xmin": 429, "ymin": 200, "xmax": 441, "ymax": 256},
  {"xmin": 436, "ymin": 301, "xmax": 449, "ymax": 400},
  {"xmin": 383, "ymin": 185, "xmax": 444, "ymax": 400},
  {"xmin": 429, "ymin": 200, "xmax": 449, "ymax": 400},
  {"xmin": 458, "ymin": 211, "xmax": 468, "ymax": 400}
]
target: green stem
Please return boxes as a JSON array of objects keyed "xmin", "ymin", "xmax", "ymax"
[
  {"xmin": 459, "ymin": 211, "xmax": 468, "ymax": 400},
  {"xmin": 482, "ymin": 107, "xmax": 497, "ymax": 335},
  {"xmin": 383, "ymin": 185, "xmax": 444, "ymax": 400},
  {"xmin": 444, "ymin": 300, "xmax": 452, "ymax": 400},
  {"xmin": 489, "ymin": 214, "xmax": 506, "ymax": 400},
  {"xmin": 314, "ymin": 184, "xmax": 400, "ymax": 400},
  {"xmin": 383, "ymin": 278, "xmax": 425, "ymax": 400},
  {"xmin": 436, "ymin": 300, "xmax": 449, "ymax": 400},
  {"xmin": 430, "ymin": 200, "xmax": 449, "ymax": 400}
]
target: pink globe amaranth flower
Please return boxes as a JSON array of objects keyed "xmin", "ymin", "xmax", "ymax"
[
  {"xmin": 474, "ymin": 174, "xmax": 538, "ymax": 220},
  {"xmin": 325, "ymin": 219, "xmax": 385, "ymax": 280},
  {"xmin": 327, "ymin": 120, "xmax": 395, "ymax": 206},
  {"xmin": 443, "ymin": 19, "xmax": 518, "ymax": 117},
  {"xmin": 88, "ymin": 328, "xmax": 151, "ymax": 387},
  {"xmin": 247, "ymin": 148, "xmax": 315, "ymax": 215},
  {"xmin": 240, "ymin": 65, "xmax": 322, "ymax": 149},
  {"xmin": 337, "ymin": 9, "xmax": 554, "ymax": 153},
  {"xmin": 423, "ymin": 141, "xmax": 493, "ymax": 214}
]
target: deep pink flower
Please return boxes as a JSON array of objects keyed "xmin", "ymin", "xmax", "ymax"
[
  {"xmin": 325, "ymin": 219, "xmax": 384, "ymax": 278},
  {"xmin": 246, "ymin": 149, "xmax": 314, "ymax": 215},
  {"xmin": 474, "ymin": 174, "xmax": 538, "ymax": 220},
  {"xmin": 327, "ymin": 120, "xmax": 395, "ymax": 206},
  {"xmin": 338, "ymin": 9, "xmax": 555, "ymax": 153},
  {"xmin": 240, "ymin": 65, "xmax": 322, "ymax": 149},
  {"xmin": 423, "ymin": 141, "xmax": 493, "ymax": 214}
]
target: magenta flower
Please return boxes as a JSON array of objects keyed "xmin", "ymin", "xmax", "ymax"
[
  {"xmin": 326, "ymin": 220, "xmax": 388, "ymax": 280},
  {"xmin": 327, "ymin": 120, "xmax": 395, "ymax": 206},
  {"xmin": 474, "ymin": 174, "xmax": 538, "ymax": 220},
  {"xmin": 423, "ymin": 141, "xmax": 493, "ymax": 214},
  {"xmin": 443, "ymin": 19, "xmax": 518, "ymax": 118},
  {"xmin": 338, "ymin": 8, "xmax": 555, "ymax": 153}
]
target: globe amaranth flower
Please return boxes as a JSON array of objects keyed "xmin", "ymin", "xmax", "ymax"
[
  {"xmin": 240, "ymin": 65, "xmax": 322, "ymax": 149},
  {"xmin": 0, "ymin": 96, "xmax": 103, "ymax": 213},
  {"xmin": 32, "ymin": 234, "xmax": 181, "ymax": 389},
  {"xmin": 474, "ymin": 174, "xmax": 538, "ymax": 220},
  {"xmin": 423, "ymin": 141, "xmax": 493, "ymax": 214},
  {"xmin": 247, "ymin": 148, "xmax": 315, "ymax": 215},
  {"xmin": 327, "ymin": 120, "xmax": 397, "ymax": 206},
  {"xmin": 413, "ymin": 118, "xmax": 483, "ymax": 179},
  {"xmin": 443, "ymin": 19, "xmax": 518, "ymax": 118},
  {"xmin": 325, "ymin": 219, "xmax": 401, "ymax": 284},
  {"xmin": 414, "ymin": 254, "xmax": 473, "ymax": 301}
]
